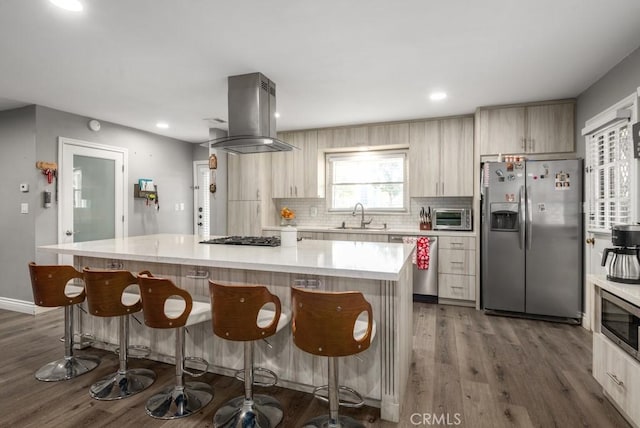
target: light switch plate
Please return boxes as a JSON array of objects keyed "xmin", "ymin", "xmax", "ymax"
[{"xmin": 20, "ymin": 203, "xmax": 29, "ymax": 214}]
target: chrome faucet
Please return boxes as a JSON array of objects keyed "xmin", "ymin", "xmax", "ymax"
[{"xmin": 352, "ymin": 202, "xmax": 373, "ymax": 228}]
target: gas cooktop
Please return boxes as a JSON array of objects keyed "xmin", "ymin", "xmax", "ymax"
[{"xmin": 200, "ymin": 236, "xmax": 281, "ymax": 247}]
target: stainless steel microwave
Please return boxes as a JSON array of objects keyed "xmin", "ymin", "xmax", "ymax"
[
  {"xmin": 432, "ymin": 208, "xmax": 472, "ymax": 231},
  {"xmin": 601, "ymin": 290, "xmax": 640, "ymax": 362}
]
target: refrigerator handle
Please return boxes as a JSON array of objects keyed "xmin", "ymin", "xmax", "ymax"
[
  {"xmin": 526, "ymin": 185, "xmax": 533, "ymax": 251},
  {"xmin": 519, "ymin": 185, "xmax": 525, "ymax": 250}
]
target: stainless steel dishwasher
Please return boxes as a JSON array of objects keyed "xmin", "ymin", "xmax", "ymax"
[{"xmin": 389, "ymin": 235, "xmax": 438, "ymax": 303}]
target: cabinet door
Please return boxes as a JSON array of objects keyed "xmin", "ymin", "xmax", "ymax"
[
  {"xmin": 409, "ymin": 121, "xmax": 440, "ymax": 196},
  {"xmin": 227, "ymin": 200, "xmax": 261, "ymax": 236},
  {"xmin": 441, "ymin": 117, "xmax": 474, "ymax": 196},
  {"xmin": 438, "ymin": 273, "xmax": 475, "ymax": 300},
  {"xmin": 301, "ymin": 130, "xmax": 319, "ymax": 198},
  {"xmin": 478, "ymin": 106, "xmax": 526, "ymax": 155},
  {"xmin": 332, "ymin": 126, "xmax": 368, "ymax": 148},
  {"xmin": 272, "ymin": 132, "xmax": 293, "ymax": 198},
  {"xmin": 527, "ymin": 103, "xmax": 574, "ymax": 154},
  {"xmin": 227, "ymin": 153, "xmax": 262, "ymax": 201},
  {"xmin": 368, "ymin": 123, "xmax": 409, "ymax": 146}
]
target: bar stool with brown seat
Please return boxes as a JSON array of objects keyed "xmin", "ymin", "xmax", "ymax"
[
  {"xmin": 291, "ymin": 287, "xmax": 376, "ymax": 428},
  {"xmin": 83, "ymin": 267, "xmax": 156, "ymax": 400},
  {"xmin": 28, "ymin": 262, "xmax": 101, "ymax": 381},
  {"xmin": 209, "ymin": 281, "xmax": 290, "ymax": 428},
  {"xmin": 137, "ymin": 271, "xmax": 214, "ymax": 419}
]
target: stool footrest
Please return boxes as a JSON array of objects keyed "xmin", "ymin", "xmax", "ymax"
[
  {"xmin": 115, "ymin": 345, "xmax": 151, "ymax": 359},
  {"xmin": 183, "ymin": 356, "xmax": 209, "ymax": 377},
  {"xmin": 234, "ymin": 367, "xmax": 278, "ymax": 387},
  {"xmin": 312, "ymin": 385, "xmax": 365, "ymax": 408}
]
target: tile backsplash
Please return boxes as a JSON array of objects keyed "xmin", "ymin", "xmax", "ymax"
[{"xmin": 273, "ymin": 197, "xmax": 473, "ymax": 230}]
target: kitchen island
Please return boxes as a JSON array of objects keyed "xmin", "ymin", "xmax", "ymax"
[{"xmin": 39, "ymin": 234, "xmax": 414, "ymax": 422}]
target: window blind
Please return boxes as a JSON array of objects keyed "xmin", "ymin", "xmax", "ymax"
[{"xmin": 586, "ymin": 121, "xmax": 631, "ymax": 232}]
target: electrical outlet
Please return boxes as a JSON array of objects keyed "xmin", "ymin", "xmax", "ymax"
[
  {"xmin": 180, "ymin": 203, "xmax": 184, "ymax": 211},
  {"xmin": 20, "ymin": 203, "xmax": 29, "ymax": 214},
  {"xmin": 310, "ymin": 206, "xmax": 318, "ymax": 217}
]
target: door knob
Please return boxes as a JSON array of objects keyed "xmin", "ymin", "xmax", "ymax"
[
  {"xmin": 198, "ymin": 222, "xmax": 203, "ymax": 226},
  {"xmin": 585, "ymin": 238, "xmax": 594, "ymax": 246},
  {"xmin": 65, "ymin": 230, "xmax": 73, "ymax": 236}
]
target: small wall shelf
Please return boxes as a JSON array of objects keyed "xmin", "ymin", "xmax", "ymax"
[{"xmin": 134, "ymin": 183, "xmax": 157, "ymax": 199}]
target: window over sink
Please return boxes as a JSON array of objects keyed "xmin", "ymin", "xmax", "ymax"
[{"xmin": 326, "ymin": 149, "xmax": 407, "ymax": 212}]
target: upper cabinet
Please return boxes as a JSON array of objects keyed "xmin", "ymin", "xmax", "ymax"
[
  {"xmin": 367, "ymin": 123, "xmax": 409, "ymax": 146},
  {"xmin": 478, "ymin": 101, "xmax": 575, "ymax": 155},
  {"xmin": 227, "ymin": 153, "xmax": 264, "ymax": 201},
  {"xmin": 409, "ymin": 116, "xmax": 474, "ymax": 197},
  {"xmin": 272, "ymin": 130, "xmax": 320, "ymax": 198}
]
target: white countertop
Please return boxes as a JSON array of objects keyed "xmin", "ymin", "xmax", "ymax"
[
  {"xmin": 588, "ymin": 274, "xmax": 640, "ymax": 307},
  {"xmin": 263, "ymin": 225, "xmax": 477, "ymax": 237},
  {"xmin": 39, "ymin": 234, "xmax": 414, "ymax": 281}
]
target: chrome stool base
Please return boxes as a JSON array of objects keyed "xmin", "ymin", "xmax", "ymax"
[
  {"xmin": 35, "ymin": 355, "xmax": 100, "ymax": 382},
  {"xmin": 90, "ymin": 368, "xmax": 156, "ymax": 400},
  {"xmin": 145, "ymin": 382, "xmax": 213, "ymax": 419},
  {"xmin": 214, "ymin": 395, "xmax": 284, "ymax": 428},
  {"xmin": 301, "ymin": 415, "xmax": 366, "ymax": 428}
]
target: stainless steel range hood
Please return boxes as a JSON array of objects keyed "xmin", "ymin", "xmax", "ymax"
[{"xmin": 207, "ymin": 72, "xmax": 296, "ymax": 154}]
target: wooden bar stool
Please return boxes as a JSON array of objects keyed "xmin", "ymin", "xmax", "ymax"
[
  {"xmin": 291, "ymin": 287, "xmax": 376, "ymax": 428},
  {"xmin": 209, "ymin": 281, "xmax": 290, "ymax": 428},
  {"xmin": 28, "ymin": 262, "xmax": 100, "ymax": 381},
  {"xmin": 82, "ymin": 268, "xmax": 156, "ymax": 400},
  {"xmin": 137, "ymin": 271, "xmax": 214, "ymax": 419}
]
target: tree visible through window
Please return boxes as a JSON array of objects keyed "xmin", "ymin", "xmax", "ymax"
[{"xmin": 327, "ymin": 150, "xmax": 407, "ymax": 211}]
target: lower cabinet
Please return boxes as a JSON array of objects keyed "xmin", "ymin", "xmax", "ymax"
[
  {"xmin": 438, "ymin": 236, "xmax": 476, "ymax": 304},
  {"xmin": 593, "ymin": 333, "xmax": 640, "ymax": 426}
]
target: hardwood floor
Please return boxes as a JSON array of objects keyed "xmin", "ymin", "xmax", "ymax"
[{"xmin": 0, "ymin": 304, "xmax": 630, "ymax": 427}]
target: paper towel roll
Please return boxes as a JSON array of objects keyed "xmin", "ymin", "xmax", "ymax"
[{"xmin": 281, "ymin": 226, "xmax": 297, "ymax": 247}]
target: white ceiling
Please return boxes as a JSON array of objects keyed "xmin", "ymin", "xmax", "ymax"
[{"xmin": 1, "ymin": 1, "xmax": 639, "ymax": 143}]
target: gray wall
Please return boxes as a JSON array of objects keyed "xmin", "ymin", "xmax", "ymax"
[
  {"xmin": 0, "ymin": 106, "xmax": 38, "ymax": 302},
  {"xmin": 576, "ymin": 45, "xmax": 640, "ymax": 158},
  {"xmin": 1, "ymin": 105, "xmax": 205, "ymax": 304}
]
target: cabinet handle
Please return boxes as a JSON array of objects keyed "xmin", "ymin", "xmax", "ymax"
[
  {"xmin": 451, "ymin": 242, "xmax": 464, "ymax": 246},
  {"xmin": 441, "ymin": 182, "xmax": 444, "ymax": 194},
  {"xmin": 186, "ymin": 270, "xmax": 210, "ymax": 279},
  {"xmin": 530, "ymin": 138, "xmax": 535, "ymax": 152},
  {"xmin": 521, "ymin": 137, "xmax": 526, "ymax": 149},
  {"xmin": 450, "ymin": 261, "xmax": 464, "ymax": 265},
  {"xmin": 256, "ymin": 189, "xmax": 260, "ymax": 199},
  {"xmin": 450, "ymin": 286, "xmax": 464, "ymax": 289},
  {"xmin": 257, "ymin": 204, "xmax": 260, "ymax": 215},
  {"xmin": 607, "ymin": 372, "xmax": 624, "ymax": 387},
  {"xmin": 108, "ymin": 261, "xmax": 123, "ymax": 270},
  {"xmin": 435, "ymin": 182, "xmax": 438, "ymax": 195},
  {"xmin": 295, "ymin": 186, "xmax": 298, "ymax": 197}
]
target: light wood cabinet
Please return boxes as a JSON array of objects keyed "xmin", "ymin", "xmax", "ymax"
[
  {"xmin": 331, "ymin": 126, "xmax": 368, "ymax": 148},
  {"xmin": 272, "ymin": 130, "xmax": 320, "ymax": 198},
  {"xmin": 593, "ymin": 333, "xmax": 640, "ymax": 426},
  {"xmin": 478, "ymin": 101, "xmax": 574, "ymax": 155},
  {"xmin": 367, "ymin": 123, "xmax": 409, "ymax": 146},
  {"xmin": 227, "ymin": 200, "xmax": 261, "ymax": 236},
  {"xmin": 409, "ymin": 116, "xmax": 473, "ymax": 197},
  {"xmin": 438, "ymin": 236, "xmax": 476, "ymax": 303},
  {"xmin": 227, "ymin": 153, "xmax": 263, "ymax": 201}
]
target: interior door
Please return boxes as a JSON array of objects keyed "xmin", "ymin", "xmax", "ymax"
[
  {"xmin": 193, "ymin": 161, "xmax": 210, "ymax": 236},
  {"xmin": 58, "ymin": 138, "xmax": 126, "ymax": 263}
]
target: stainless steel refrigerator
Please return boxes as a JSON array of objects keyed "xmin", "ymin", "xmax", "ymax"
[{"xmin": 481, "ymin": 159, "xmax": 583, "ymax": 320}]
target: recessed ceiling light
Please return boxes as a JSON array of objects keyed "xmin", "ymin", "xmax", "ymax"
[
  {"xmin": 429, "ymin": 91, "xmax": 447, "ymax": 101},
  {"xmin": 156, "ymin": 122, "xmax": 169, "ymax": 129},
  {"xmin": 49, "ymin": 0, "xmax": 83, "ymax": 12},
  {"xmin": 274, "ymin": 112, "xmax": 281, "ymax": 119}
]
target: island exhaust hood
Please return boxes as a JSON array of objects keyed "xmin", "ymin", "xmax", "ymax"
[{"xmin": 206, "ymin": 72, "xmax": 296, "ymax": 154}]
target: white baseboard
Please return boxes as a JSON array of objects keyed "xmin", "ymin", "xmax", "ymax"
[{"xmin": 0, "ymin": 297, "xmax": 49, "ymax": 315}]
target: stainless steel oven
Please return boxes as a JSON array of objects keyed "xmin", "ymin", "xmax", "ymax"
[
  {"xmin": 601, "ymin": 290, "xmax": 640, "ymax": 361},
  {"xmin": 432, "ymin": 208, "xmax": 472, "ymax": 231}
]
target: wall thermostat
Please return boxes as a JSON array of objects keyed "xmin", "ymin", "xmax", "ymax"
[{"xmin": 88, "ymin": 119, "xmax": 101, "ymax": 132}]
